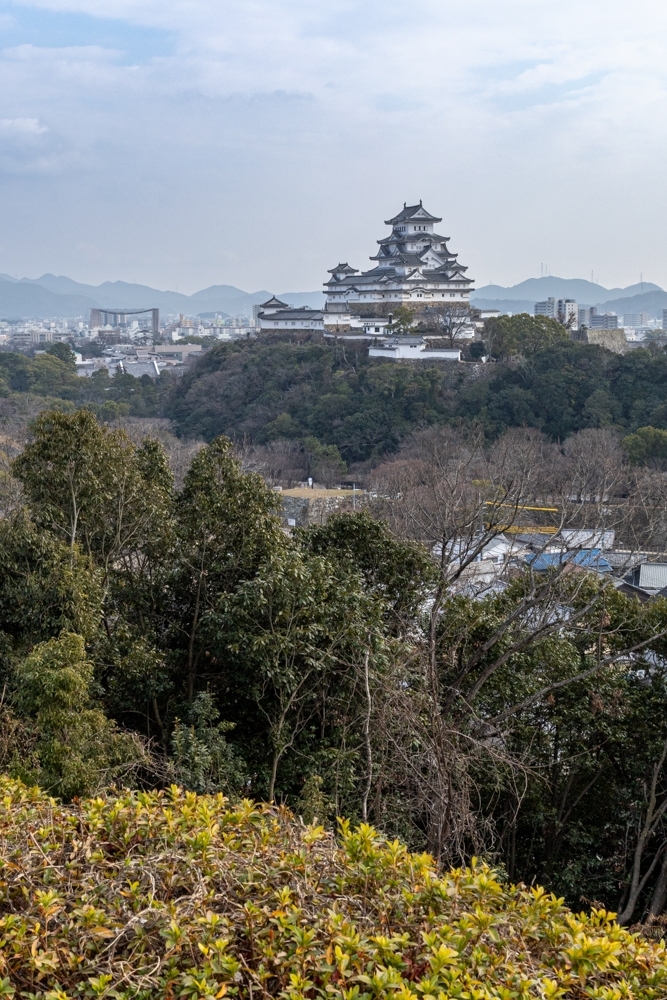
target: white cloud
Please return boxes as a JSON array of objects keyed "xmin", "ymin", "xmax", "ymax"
[
  {"xmin": 0, "ymin": 0, "xmax": 666, "ymax": 289},
  {"xmin": 0, "ymin": 116, "xmax": 47, "ymax": 134}
]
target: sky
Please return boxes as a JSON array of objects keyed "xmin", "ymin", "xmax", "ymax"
[{"xmin": 1, "ymin": 0, "xmax": 667, "ymax": 294}]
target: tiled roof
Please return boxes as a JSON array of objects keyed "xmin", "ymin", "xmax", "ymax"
[
  {"xmin": 384, "ymin": 201, "xmax": 442, "ymax": 225},
  {"xmin": 260, "ymin": 296, "xmax": 290, "ymax": 308},
  {"xmin": 378, "ymin": 231, "xmax": 451, "ymax": 245},
  {"xmin": 263, "ymin": 308, "xmax": 323, "ymax": 320},
  {"xmin": 327, "ymin": 263, "xmax": 358, "ymax": 275}
]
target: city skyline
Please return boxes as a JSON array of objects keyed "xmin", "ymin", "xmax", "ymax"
[{"xmin": 0, "ymin": 0, "xmax": 666, "ymax": 293}]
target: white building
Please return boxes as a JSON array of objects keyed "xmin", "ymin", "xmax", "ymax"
[
  {"xmin": 323, "ymin": 201, "xmax": 474, "ymax": 325},
  {"xmin": 623, "ymin": 313, "xmax": 650, "ymax": 328},
  {"xmin": 368, "ymin": 337, "xmax": 461, "ymax": 361},
  {"xmin": 558, "ymin": 299, "xmax": 578, "ymax": 327},
  {"xmin": 257, "ymin": 297, "xmax": 324, "ymax": 331},
  {"xmin": 535, "ymin": 298, "xmax": 556, "ymax": 319}
]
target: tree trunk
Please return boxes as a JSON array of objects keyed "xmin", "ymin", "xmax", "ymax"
[
  {"xmin": 649, "ymin": 850, "xmax": 667, "ymax": 918},
  {"xmin": 361, "ymin": 648, "xmax": 372, "ymax": 822}
]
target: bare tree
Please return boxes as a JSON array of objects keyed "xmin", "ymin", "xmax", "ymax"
[
  {"xmin": 366, "ymin": 425, "xmax": 667, "ymax": 863},
  {"xmin": 617, "ymin": 739, "xmax": 667, "ymax": 925},
  {"xmin": 239, "ymin": 438, "xmax": 308, "ymax": 488},
  {"xmin": 418, "ymin": 304, "xmax": 473, "ymax": 348}
]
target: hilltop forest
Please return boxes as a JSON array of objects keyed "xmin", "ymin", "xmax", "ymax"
[
  {"xmin": 4, "ymin": 406, "xmax": 667, "ymax": 931},
  {"xmin": 4, "ymin": 320, "xmax": 667, "ymax": 468}
]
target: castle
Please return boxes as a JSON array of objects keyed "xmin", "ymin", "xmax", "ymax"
[{"xmin": 258, "ymin": 201, "xmax": 474, "ymax": 333}]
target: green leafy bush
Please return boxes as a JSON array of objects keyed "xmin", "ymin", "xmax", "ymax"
[
  {"xmin": 0, "ymin": 778, "xmax": 665, "ymax": 1000},
  {"xmin": 14, "ymin": 634, "xmax": 146, "ymax": 799}
]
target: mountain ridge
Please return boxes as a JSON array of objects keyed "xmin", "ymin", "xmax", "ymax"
[
  {"xmin": 472, "ymin": 277, "xmax": 662, "ymax": 303},
  {"xmin": 0, "ymin": 273, "xmax": 326, "ymax": 319},
  {"xmin": 0, "ymin": 271, "xmax": 663, "ymax": 321}
]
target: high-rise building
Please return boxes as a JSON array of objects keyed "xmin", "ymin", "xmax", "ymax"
[
  {"xmin": 589, "ymin": 312, "xmax": 618, "ymax": 330},
  {"xmin": 557, "ymin": 299, "xmax": 578, "ymax": 327},
  {"xmin": 663, "ymin": 309, "xmax": 667, "ymax": 331},
  {"xmin": 623, "ymin": 313, "xmax": 649, "ymax": 328},
  {"xmin": 578, "ymin": 307, "xmax": 591, "ymax": 328},
  {"xmin": 535, "ymin": 297, "xmax": 556, "ymax": 318}
]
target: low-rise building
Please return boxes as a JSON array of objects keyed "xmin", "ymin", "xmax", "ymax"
[
  {"xmin": 152, "ymin": 345, "xmax": 204, "ymax": 363},
  {"xmin": 75, "ymin": 344, "xmax": 203, "ymax": 378},
  {"xmin": 625, "ymin": 563, "xmax": 667, "ymax": 595},
  {"xmin": 368, "ymin": 337, "xmax": 461, "ymax": 361},
  {"xmin": 258, "ymin": 304, "xmax": 324, "ymax": 331}
]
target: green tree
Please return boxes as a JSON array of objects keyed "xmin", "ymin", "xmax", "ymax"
[
  {"xmin": 303, "ymin": 436, "xmax": 347, "ymax": 486},
  {"xmin": 300, "ymin": 510, "xmax": 435, "ymax": 629},
  {"xmin": 14, "ymin": 632, "xmax": 143, "ymax": 799},
  {"xmin": 214, "ymin": 546, "xmax": 384, "ymax": 801},
  {"xmin": 13, "ymin": 410, "xmax": 173, "ymax": 584},
  {"xmin": 170, "ymin": 691, "xmax": 246, "ymax": 794},
  {"xmin": 172, "ymin": 435, "xmax": 285, "ymax": 702},
  {"xmin": 623, "ymin": 426, "xmax": 667, "ymax": 466},
  {"xmin": 45, "ymin": 342, "xmax": 77, "ymax": 368},
  {"xmin": 483, "ymin": 313, "xmax": 570, "ymax": 360},
  {"xmin": 387, "ymin": 306, "xmax": 415, "ymax": 335},
  {"xmin": 0, "ymin": 512, "xmax": 102, "ymax": 674}
]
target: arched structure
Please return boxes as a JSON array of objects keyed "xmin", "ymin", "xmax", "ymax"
[{"xmin": 90, "ymin": 307, "xmax": 159, "ymax": 337}]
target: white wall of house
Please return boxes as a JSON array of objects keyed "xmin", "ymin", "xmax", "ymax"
[{"xmin": 369, "ymin": 343, "xmax": 461, "ymax": 361}]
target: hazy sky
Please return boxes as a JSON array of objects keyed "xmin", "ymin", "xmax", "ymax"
[{"xmin": 1, "ymin": 0, "xmax": 666, "ymax": 293}]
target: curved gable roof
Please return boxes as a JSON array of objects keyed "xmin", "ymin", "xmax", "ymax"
[{"xmin": 385, "ymin": 200, "xmax": 442, "ymax": 225}]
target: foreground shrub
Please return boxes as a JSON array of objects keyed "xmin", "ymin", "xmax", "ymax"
[{"xmin": 0, "ymin": 778, "xmax": 665, "ymax": 1000}]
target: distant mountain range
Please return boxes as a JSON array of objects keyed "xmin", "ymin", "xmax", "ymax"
[
  {"xmin": 0, "ymin": 273, "xmax": 326, "ymax": 320},
  {"xmin": 1, "ymin": 271, "xmax": 666, "ymax": 322},
  {"xmin": 471, "ymin": 277, "xmax": 667, "ymax": 319}
]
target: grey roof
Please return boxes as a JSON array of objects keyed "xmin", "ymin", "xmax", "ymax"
[
  {"xmin": 263, "ymin": 308, "xmax": 323, "ymax": 320},
  {"xmin": 260, "ymin": 296, "xmax": 290, "ymax": 308},
  {"xmin": 327, "ymin": 263, "xmax": 358, "ymax": 275},
  {"xmin": 378, "ymin": 231, "xmax": 451, "ymax": 245},
  {"xmin": 394, "ymin": 253, "xmax": 427, "ymax": 267},
  {"xmin": 121, "ymin": 359, "xmax": 161, "ymax": 379},
  {"xmin": 628, "ymin": 563, "xmax": 667, "ymax": 591},
  {"xmin": 324, "ymin": 266, "xmax": 473, "ymax": 289},
  {"xmin": 614, "ymin": 580, "xmax": 653, "ymax": 602},
  {"xmin": 430, "ymin": 275, "xmax": 474, "ymax": 285},
  {"xmin": 372, "ymin": 248, "xmax": 453, "ymax": 263},
  {"xmin": 605, "ymin": 550, "xmax": 653, "ymax": 569},
  {"xmin": 385, "ymin": 201, "xmax": 442, "ymax": 225}
]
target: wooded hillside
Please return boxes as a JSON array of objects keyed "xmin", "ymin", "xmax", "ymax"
[{"xmin": 8, "ymin": 326, "xmax": 667, "ymax": 465}]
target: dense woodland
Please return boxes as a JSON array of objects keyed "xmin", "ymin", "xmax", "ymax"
[
  {"xmin": 6, "ymin": 321, "xmax": 667, "ymax": 469},
  {"xmin": 4, "ymin": 405, "xmax": 667, "ymax": 931},
  {"xmin": 165, "ymin": 330, "xmax": 667, "ymax": 461}
]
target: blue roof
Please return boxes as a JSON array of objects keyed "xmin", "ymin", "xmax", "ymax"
[{"xmin": 526, "ymin": 549, "xmax": 612, "ymax": 573}]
